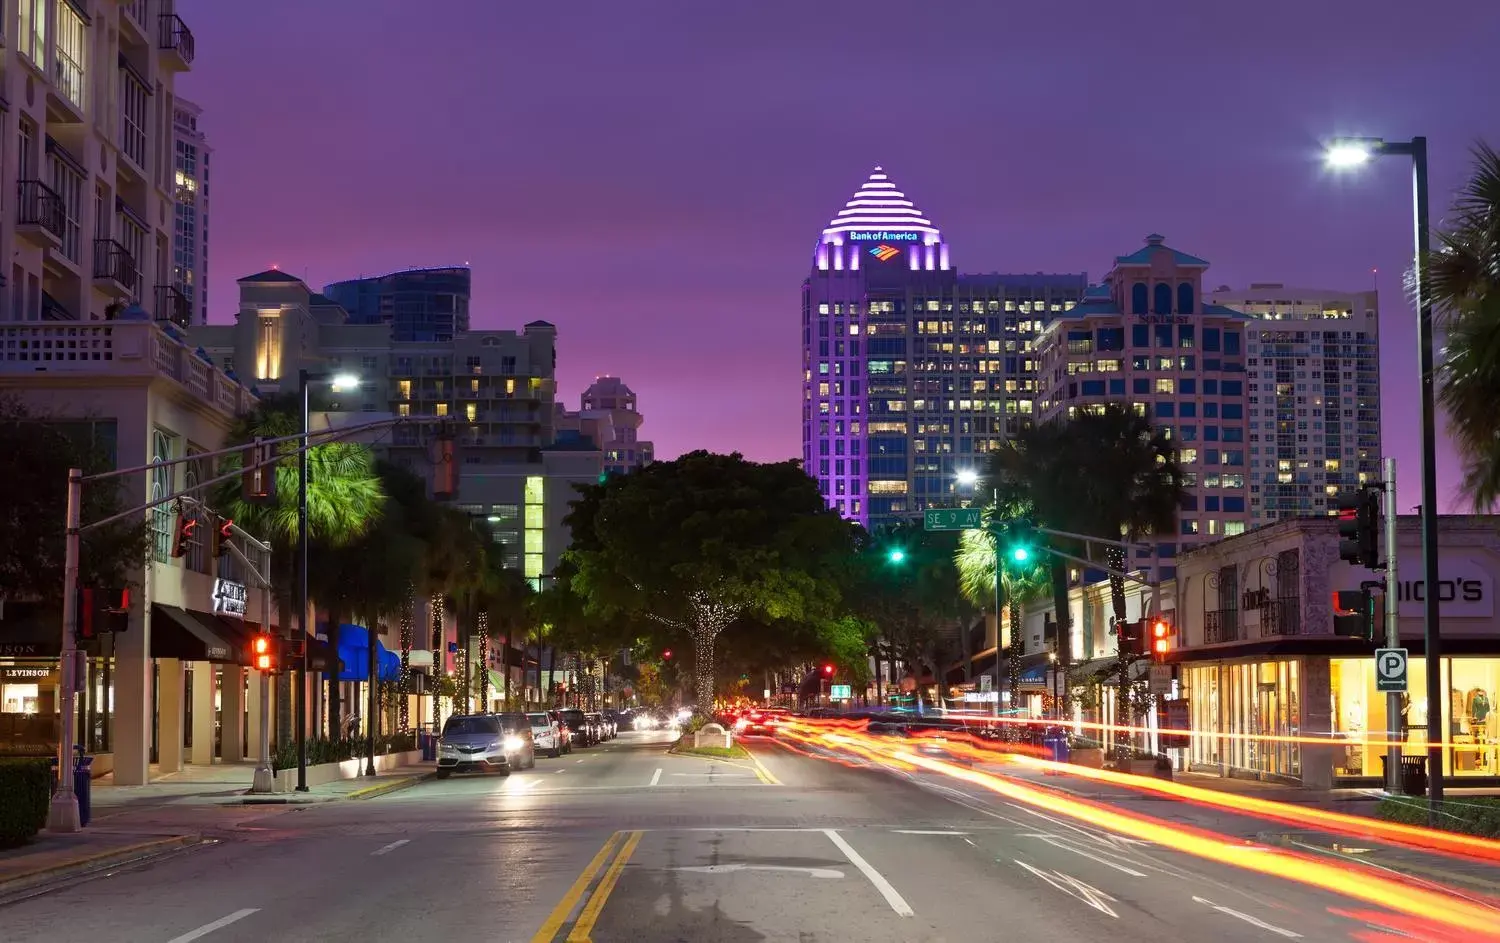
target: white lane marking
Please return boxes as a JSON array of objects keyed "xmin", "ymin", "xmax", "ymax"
[
  {"xmin": 554, "ymin": 768, "xmax": 566, "ymax": 774},
  {"xmin": 576, "ymin": 758, "xmax": 586, "ymax": 763},
  {"xmin": 671, "ymin": 771, "xmax": 756, "ymax": 777},
  {"xmin": 166, "ymin": 909, "xmax": 260, "ymax": 943},
  {"xmin": 371, "ymin": 839, "xmax": 410, "ymax": 856},
  {"xmin": 823, "ymin": 829, "xmax": 914, "ymax": 917},
  {"xmin": 1193, "ymin": 897, "xmax": 1304, "ymax": 938},
  {"xmin": 650, "ymin": 768, "xmax": 662, "ymax": 786},
  {"xmin": 1015, "ymin": 860, "xmax": 1118, "ymax": 918},
  {"xmin": 668, "ymin": 864, "xmax": 844, "ymax": 879},
  {"xmin": 511, "ymin": 778, "xmax": 539, "ymax": 792},
  {"xmin": 893, "ymin": 829, "xmax": 968, "ymax": 836},
  {"xmin": 1019, "ymin": 833, "xmax": 1147, "ymax": 877}
]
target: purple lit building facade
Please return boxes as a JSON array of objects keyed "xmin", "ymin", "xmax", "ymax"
[
  {"xmin": 1035, "ymin": 235, "xmax": 1253, "ymax": 582},
  {"xmin": 801, "ymin": 168, "xmax": 1086, "ymax": 530}
]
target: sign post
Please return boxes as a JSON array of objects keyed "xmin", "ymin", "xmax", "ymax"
[
  {"xmin": 923, "ymin": 507, "xmax": 982, "ymax": 532},
  {"xmin": 1375, "ymin": 648, "xmax": 1409, "ymax": 693}
]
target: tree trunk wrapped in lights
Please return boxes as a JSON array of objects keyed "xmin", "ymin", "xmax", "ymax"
[
  {"xmin": 430, "ymin": 593, "xmax": 444, "ymax": 731},
  {"xmin": 477, "ymin": 612, "xmax": 490, "ymax": 710},
  {"xmin": 397, "ymin": 590, "xmax": 413, "ymax": 730},
  {"xmin": 684, "ymin": 590, "xmax": 737, "ymax": 715},
  {"xmin": 1107, "ymin": 544, "xmax": 1132, "ymax": 753}
]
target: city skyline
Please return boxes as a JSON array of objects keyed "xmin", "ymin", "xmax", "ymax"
[{"xmin": 178, "ymin": 0, "xmax": 1500, "ymax": 512}]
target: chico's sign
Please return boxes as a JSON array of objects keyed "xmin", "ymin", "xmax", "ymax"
[{"xmin": 1394, "ymin": 552, "xmax": 1493, "ymax": 619}]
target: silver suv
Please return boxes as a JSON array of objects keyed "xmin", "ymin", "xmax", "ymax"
[{"xmin": 435, "ymin": 713, "xmax": 536, "ymax": 777}]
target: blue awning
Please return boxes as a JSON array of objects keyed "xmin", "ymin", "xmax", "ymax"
[
  {"xmin": 1019, "ymin": 664, "xmax": 1047, "ymax": 684},
  {"xmin": 326, "ymin": 622, "xmax": 399, "ymax": 682}
]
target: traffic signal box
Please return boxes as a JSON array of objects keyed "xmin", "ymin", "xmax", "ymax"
[
  {"xmin": 1118, "ymin": 618, "xmax": 1172, "ymax": 660},
  {"xmin": 1332, "ymin": 589, "xmax": 1375, "ymax": 641},
  {"xmin": 251, "ymin": 634, "xmax": 277, "ymax": 673},
  {"xmin": 171, "ymin": 512, "xmax": 198, "ymax": 558},
  {"xmin": 1150, "ymin": 618, "xmax": 1171, "ymax": 660},
  {"xmin": 78, "ymin": 588, "xmax": 130, "ymax": 641},
  {"xmin": 1336, "ymin": 489, "xmax": 1381, "ymax": 568}
]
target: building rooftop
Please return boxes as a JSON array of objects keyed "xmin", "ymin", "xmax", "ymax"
[
  {"xmin": 237, "ymin": 269, "xmax": 305, "ymax": 284},
  {"xmin": 1114, "ymin": 234, "xmax": 1210, "ymax": 268},
  {"xmin": 822, "ymin": 166, "xmax": 940, "ymax": 239}
]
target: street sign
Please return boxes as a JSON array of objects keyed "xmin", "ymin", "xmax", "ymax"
[
  {"xmin": 1148, "ymin": 664, "xmax": 1173, "ymax": 696},
  {"xmin": 1375, "ymin": 647, "xmax": 1408, "ymax": 692},
  {"xmin": 830, "ymin": 684, "xmax": 852, "ymax": 700},
  {"xmin": 924, "ymin": 507, "xmax": 982, "ymax": 531}
]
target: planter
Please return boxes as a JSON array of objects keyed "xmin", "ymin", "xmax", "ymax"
[
  {"xmin": 1113, "ymin": 757, "xmax": 1173, "ymax": 780},
  {"xmin": 272, "ymin": 748, "xmax": 421, "ymax": 793},
  {"xmin": 1071, "ymin": 748, "xmax": 1105, "ymax": 769}
]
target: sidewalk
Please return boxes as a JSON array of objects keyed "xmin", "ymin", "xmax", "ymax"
[{"xmin": 0, "ymin": 759, "xmax": 435, "ymax": 897}]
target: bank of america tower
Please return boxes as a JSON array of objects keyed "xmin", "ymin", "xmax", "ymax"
[{"xmin": 802, "ymin": 167, "xmax": 1086, "ymax": 530}]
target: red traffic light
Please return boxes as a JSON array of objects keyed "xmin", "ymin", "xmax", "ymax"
[
  {"xmin": 1151, "ymin": 619, "xmax": 1170, "ymax": 658},
  {"xmin": 662, "ymin": 649, "xmax": 672, "ymax": 660},
  {"xmin": 822, "ymin": 664, "xmax": 835, "ymax": 676},
  {"xmin": 171, "ymin": 513, "xmax": 199, "ymax": 558},
  {"xmin": 251, "ymin": 634, "xmax": 275, "ymax": 672}
]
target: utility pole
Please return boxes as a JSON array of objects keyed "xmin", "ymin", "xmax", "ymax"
[{"xmin": 1383, "ymin": 458, "xmax": 1401, "ymax": 795}]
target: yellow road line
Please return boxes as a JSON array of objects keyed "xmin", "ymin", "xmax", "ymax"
[
  {"xmin": 746, "ymin": 747, "xmax": 782, "ymax": 786},
  {"xmin": 529, "ymin": 832, "xmax": 622, "ymax": 943},
  {"xmin": 567, "ymin": 830, "xmax": 643, "ymax": 942}
]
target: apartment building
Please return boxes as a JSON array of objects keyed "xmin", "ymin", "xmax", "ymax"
[
  {"xmin": 171, "ymin": 95, "xmax": 210, "ymax": 324},
  {"xmin": 194, "ymin": 270, "xmax": 604, "ymax": 588},
  {"xmin": 554, "ymin": 376, "xmax": 654, "ymax": 475},
  {"xmin": 1207, "ymin": 284, "xmax": 1382, "ymax": 527},
  {"xmin": 3, "ymin": 1, "xmax": 194, "ymax": 328},
  {"xmin": 323, "ymin": 266, "xmax": 472, "ymax": 343}
]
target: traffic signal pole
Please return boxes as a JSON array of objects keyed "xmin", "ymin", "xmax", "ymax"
[{"xmin": 1383, "ymin": 458, "xmax": 1401, "ymax": 796}]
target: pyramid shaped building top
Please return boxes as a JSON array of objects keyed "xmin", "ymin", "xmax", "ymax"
[{"xmin": 821, "ymin": 166, "xmax": 941, "ymax": 241}]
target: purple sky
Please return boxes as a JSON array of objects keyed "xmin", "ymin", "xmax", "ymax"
[{"xmin": 181, "ymin": 1, "xmax": 1500, "ymax": 512}]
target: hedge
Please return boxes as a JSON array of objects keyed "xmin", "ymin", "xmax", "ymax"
[
  {"xmin": 271, "ymin": 732, "xmax": 418, "ymax": 772},
  {"xmin": 0, "ymin": 758, "xmax": 52, "ymax": 848},
  {"xmin": 1375, "ymin": 795, "xmax": 1500, "ymax": 838}
]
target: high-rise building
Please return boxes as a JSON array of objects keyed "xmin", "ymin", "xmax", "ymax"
[
  {"xmin": 572, "ymin": 377, "xmax": 653, "ymax": 474},
  {"xmin": 1207, "ymin": 284, "xmax": 1381, "ymax": 526},
  {"xmin": 1036, "ymin": 235, "xmax": 1254, "ymax": 581},
  {"xmin": 172, "ymin": 97, "xmax": 212, "ymax": 325},
  {"xmin": 322, "ymin": 267, "xmax": 472, "ymax": 343},
  {"xmin": 802, "ymin": 167, "xmax": 1086, "ymax": 530},
  {"xmin": 0, "ymin": 3, "xmax": 195, "ymax": 328}
]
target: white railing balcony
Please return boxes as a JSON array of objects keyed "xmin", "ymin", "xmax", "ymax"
[{"xmin": 0, "ymin": 319, "xmax": 257, "ymax": 417}]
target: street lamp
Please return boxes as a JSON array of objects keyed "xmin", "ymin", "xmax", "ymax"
[
  {"xmin": 297, "ymin": 369, "xmax": 360, "ymax": 791},
  {"xmin": 1323, "ymin": 134, "xmax": 1443, "ymax": 805},
  {"xmin": 957, "ymin": 470, "xmax": 1003, "ymax": 717}
]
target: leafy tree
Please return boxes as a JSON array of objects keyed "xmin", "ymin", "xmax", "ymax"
[
  {"xmin": 856, "ymin": 522, "xmax": 969, "ymax": 705},
  {"xmin": 1427, "ymin": 142, "xmax": 1500, "ymax": 508},
  {"xmin": 565, "ymin": 451, "xmax": 854, "ymax": 714},
  {"xmin": 212, "ymin": 393, "xmax": 384, "ymax": 740},
  {"xmin": 0, "ymin": 396, "xmax": 150, "ymax": 602},
  {"xmin": 955, "ymin": 515, "xmax": 1049, "ymax": 710},
  {"xmin": 990, "ymin": 403, "xmax": 1183, "ymax": 735}
]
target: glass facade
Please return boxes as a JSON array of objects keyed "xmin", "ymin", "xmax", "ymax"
[
  {"xmin": 1183, "ymin": 659, "xmax": 1301, "ymax": 780},
  {"xmin": 1331, "ymin": 656, "xmax": 1500, "ymax": 779},
  {"xmin": 1, "ymin": 657, "xmax": 114, "ymax": 754}
]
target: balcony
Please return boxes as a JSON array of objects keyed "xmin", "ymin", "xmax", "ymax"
[
  {"xmin": 1204, "ymin": 609, "xmax": 1240, "ymax": 644},
  {"xmin": 158, "ymin": 13, "xmax": 196, "ymax": 69},
  {"xmin": 154, "ymin": 285, "xmax": 191, "ymax": 329},
  {"xmin": 92, "ymin": 240, "xmax": 139, "ymax": 299},
  {"xmin": 1257, "ymin": 598, "xmax": 1303, "ymax": 637},
  {"xmin": 16, "ymin": 180, "xmax": 65, "ymax": 250}
]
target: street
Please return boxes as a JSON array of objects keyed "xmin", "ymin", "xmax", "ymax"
[{"xmin": 2, "ymin": 729, "xmax": 1496, "ymax": 942}]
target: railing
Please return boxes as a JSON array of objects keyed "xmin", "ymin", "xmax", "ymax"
[
  {"xmin": 92, "ymin": 239, "xmax": 139, "ymax": 291},
  {"xmin": 125, "ymin": 1, "xmax": 151, "ymax": 30},
  {"xmin": 1204, "ymin": 609, "xmax": 1239, "ymax": 644},
  {"xmin": 158, "ymin": 13, "xmax": 195, "ymax": 65},
  {"xmin": 16, "ymin": 180, "xmax": 66, "ymax": 239},
  {"xmin": 154, "ymin": 285, "xmax": 191, "ymax": 328},
  {"xmin": 119, "ymin": 67, "xmax": 149, "ymax": 169},
  {"xmin": 1258, "ymin": 598, "xmax": 1303, "ymax": 637}
]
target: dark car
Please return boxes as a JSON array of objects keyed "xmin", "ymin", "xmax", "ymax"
[{"xmin": 558, "ymin": 708, "xmax": 596, "ymax": 746}]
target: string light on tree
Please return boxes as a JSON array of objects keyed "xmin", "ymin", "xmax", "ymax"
[
  {"xmin": 477, "ymin": 611, "xmax": 490, "ymax": 710},
  {"xmin": 397, "ymin": 589, "xmax": 413, "ymax": 731},
  {"xmin": 430, "ymin": 593, "xmax": 444, "ymax": 732}
]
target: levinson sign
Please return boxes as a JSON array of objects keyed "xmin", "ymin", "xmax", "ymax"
[
  {"xmin": 846, "ymin": 230, "xmax": 922, "ymax": 242},
  {"xmin": 1394, "ymin": 552, "xmax": 1494, "ymax": 619}
]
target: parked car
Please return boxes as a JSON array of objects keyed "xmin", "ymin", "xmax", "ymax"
[
  {"xmin": 558, "ymin": 708, "xmax": 596, "ymax": 746},
  {"xmin": 435, "ymin": 713, "xmax": 536, "ymax": 778},
  {"xmin": 547, "ymin": 709, "xmax": 574, "ymax": 753},
  {"xmin": 527, "ymin": 712, "xmax": 566, "ymax": 758},
  {"xmin": 588, "ymin": 711, "xmax": 614, "ymax": 741},
  {"xmin": 605, "ymin": 708, "xmax": 628, "ymax": 732}
]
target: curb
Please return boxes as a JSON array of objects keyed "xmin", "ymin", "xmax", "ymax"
[
  {"xmin": 1262, "ymin": 832, "xmax": 1500, "ymax": 896},
  {"xmin": 345, "ymin": 772, "xmax": 434, "ymax": 800},
  {"xmin": 0, "ymin": 833, "xmax": 199, "ymax": 896}
]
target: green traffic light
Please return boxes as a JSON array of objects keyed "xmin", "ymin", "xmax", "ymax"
[
  {"xmin": 1012, "ymin": 547, "xmax": 1030, "ymax": 563},
  {"xmin": 888, "ymin": 548, "xmax": 907, "ymax": 564}
]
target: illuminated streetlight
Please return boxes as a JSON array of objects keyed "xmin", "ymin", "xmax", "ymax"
[
  {"xmin": 954, "ymin": 468, "xmax": 980, "ymax": 488},
  {"xmin": 1323, "ymin": 138, "xmax": 1380, "ymax": 169},
  {"xmin": 330, "ymin": 372, "xmax": 360, "ymax": 392}
]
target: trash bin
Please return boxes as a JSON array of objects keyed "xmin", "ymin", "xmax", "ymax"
[
  {"xmin": 75, "ymin": 755, "xmax": 93, "ymax": 828},
  {"xmin": 419, "ymin": 731, "xmax": 436, "ymax": 762},
  {"xmin": 1380, "ymin": 755, "xmax": 1428, "ymax": 795},
  {"xmin": 1042, "ymin": 727, "xmax": 1070, "ymax": 766}
]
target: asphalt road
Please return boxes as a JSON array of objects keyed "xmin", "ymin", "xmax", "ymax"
[{"xmin": 2, "ymin": 728, "xmax": 1497, "ymax": 942}]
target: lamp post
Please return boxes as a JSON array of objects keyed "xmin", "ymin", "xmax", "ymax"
[
  {"xmin": 297, "ymin": 369, "xmax": 360, "ymax": 792},
  {"xmin": 956, "ymin": 468, "xmax": 1003, "ymax": 718},
  {"xmin": 1324, "ymin": 136, "xmax": 1443, "ymax": 807}
]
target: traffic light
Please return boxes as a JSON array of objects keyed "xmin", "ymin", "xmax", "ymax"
[
  {"xmin": 211, "ymin": 518, "xmax": 234, "ymax": 559},
  {"xmin": 1000, "ymin": 520, "xmax": 1038, "ymax": 568},
  {"xmin": 250, "ymin": 633, "xmax": 276, "ymax": 673},
  {"xmin": 1336, "ymin": 489, "xmax": 1380, "ymax": 568},
  {"xmin": 171, "ymin": 512, "xmax": 198, "ymax": 558},
  {"xmin": 241, "ymin": 437, "xmax": 275, "ymax": 504},
  {"xmin": 78, "ymin": 588, "xmax": 126, "ymax": 641},
  {"xmin": 822, "ymin": 663, "xmax": 835, "ymax": 677},
  {"xmin": 662, "ymin": 649, "xmax": 673, "ymax": 661},
  {"xmin": 1117, "ymin": 619, "xmax": 1144, "ymax": 656},
  {"xmin": 887, "ymin": 547, "xmax": 907, "ymax": 564},
  {"xmin": 1333, "ymin": 589, "xmax": 1374, "ymax": 640},
  {"xmin": 1150, "ymin": 618, "xmax": 1172, "ymax": 660}
]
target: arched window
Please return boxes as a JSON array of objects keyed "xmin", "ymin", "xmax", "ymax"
[
  {"xmin": 1177, "ymin": 282, "xmax": 1195, "ymax": 315},
  {"xmin": 150, "ymin": 430, "xmax": 173, "ymax": 562},
  {"xmin": 1131, "ymin": 283, "xmax": 1148, "ymax": 314},
  {"xmin": 1153, "ymin": 283, "xmax": 1172, "ymax": 315}
]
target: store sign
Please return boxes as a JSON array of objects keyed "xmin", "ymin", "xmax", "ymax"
[
  {"xmin": 212, "ymin": 579, "xmax": 248, "ymax": 619},
  {"xmin": 1395, "ymin": 553, "xmax": 1492, "ymax": 619},
  {"xmin": 1138, "ymin": 314, "xmax": 1190, "ymax": 325},
  {"xmin": 868, "ymin": 245, "xmax": 902, "ymax": 262},
  {"xmin": 0, "ymin": 666, "xmax": 52, "ymax": 680},
  {"xmin": 0, "ymin": 643, "xmax": 45, "ymax": 657},
  {"xmin": 846, "ymin": 230, "xmax": 921, "ymax": 243}
]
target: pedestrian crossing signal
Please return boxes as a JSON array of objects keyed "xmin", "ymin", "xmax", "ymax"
[
  {"xmin": 251, "ymin": 634, "xmax": 276, "ymax": 673},
  {"xmin": 1151, "ymin": 619, "xmax": 1171, "ymax": 660}
]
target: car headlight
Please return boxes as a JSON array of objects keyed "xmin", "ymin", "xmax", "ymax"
[{"xmin": 503, "ymin": 736, "xmax": 524, "ymax": 752}]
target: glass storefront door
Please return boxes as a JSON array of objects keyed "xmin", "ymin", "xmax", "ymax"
[{"xmin": 1332, "ymin": 656, "xmax": 1500, "ymax": 779}]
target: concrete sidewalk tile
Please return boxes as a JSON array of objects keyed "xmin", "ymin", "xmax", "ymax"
[{"xmin": 0, "ymin": 833, "xmax": 198, "ymax": 892}]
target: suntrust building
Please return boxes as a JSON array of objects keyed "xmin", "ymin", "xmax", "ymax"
[{"xmin": 801, "ymin": 168, "xmax": 1086, "ymax": 529}]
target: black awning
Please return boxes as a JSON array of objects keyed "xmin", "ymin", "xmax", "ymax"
[{"xmin": 152, "ymin": 604, "xmax": 243, "ymax": 664}]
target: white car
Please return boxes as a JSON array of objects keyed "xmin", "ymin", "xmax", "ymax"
[{"xmin": 527, "ymin": 712, "xmax": 566, "ymax": 758}]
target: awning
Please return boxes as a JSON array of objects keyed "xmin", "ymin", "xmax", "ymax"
[
  {"xmin": 328, "ymin": 623, "xmax": 400, "ymax": 682},
  {"xmin": 152, "ymin": 604, "xmax": 243, "ymax": 664}
]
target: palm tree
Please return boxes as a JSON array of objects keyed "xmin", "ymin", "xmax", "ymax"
[
  {"xmin": 1427, "ymin": 142, "xmax": 1500, "ymax": 508},
  {"xmin": 991, "ymin": 404, "xmax": 1183, "ymax": 734},
  {"xmin": 213, "ymin": 394, "xmax": 384, "ymax": 742},
  {"xmin": 955, "ymin": 512, "xmax": 1050, "ymax": 717}
]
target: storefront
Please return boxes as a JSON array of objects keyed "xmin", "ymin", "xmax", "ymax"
[
  {"xmin": 1, "ymin": 602, "xmax": 116, "ymax": 755},
  {"xmin": 1181, "ymin": 656, "xmax": 1304, "ymax": 782}
]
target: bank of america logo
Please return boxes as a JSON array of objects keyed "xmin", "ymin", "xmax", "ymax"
[{"xmin": 869, "ymin": 245, "xmax": 901, "ymax": 262}]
